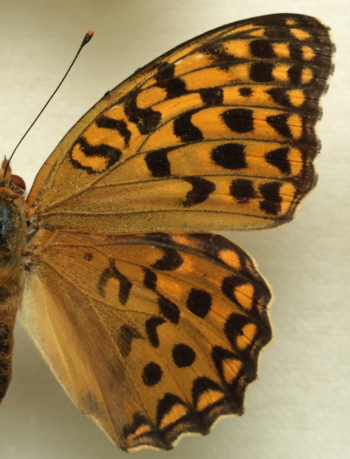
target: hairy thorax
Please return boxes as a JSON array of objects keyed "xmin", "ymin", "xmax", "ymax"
[
  {"xmin": 0, "ymin": 164, "xmax": 27, "ymax": 401},
  {"xmin": 0, "ymin": 183, "xmax": 27, "ymax": 287}
]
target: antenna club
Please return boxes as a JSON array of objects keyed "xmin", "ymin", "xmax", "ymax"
[{"xmin": 82, "ymin": 30, "xmax": 94, "ymax": 47}]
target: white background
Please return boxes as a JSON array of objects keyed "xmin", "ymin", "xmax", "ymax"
[{"xmin": 0, "ymin": 1, "xmax": 348, "ymax": 458}]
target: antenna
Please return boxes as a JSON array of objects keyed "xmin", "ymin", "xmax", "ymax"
[{"xmin": 4, "ymin": 30, "xmax": 94, "ymax": 178}]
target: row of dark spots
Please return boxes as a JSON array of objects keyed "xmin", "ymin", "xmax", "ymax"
[
  {"xmin": 172, "ymin": 107, "xmax": 295, "ymax": 145},
  {"xmin": 142, "ymin": 371, "xmax": 231, "ymax": 429},
  {"xmin": 146, "ymin": 140, "xmax": 291, "ymax": 182},
  {"xmin": 142, "ymin": 42, "xmax": 306, "ymax": 137},
  {"xmin": 155, "ymin": 61, "xmax": 226, "ymax": 106},
  {"xmin": 145, "ymin": 285, "xmax": 213, "ymax": 350},
  {"xmin": 250, "ymin": 38, "xmax": 312, "ymax": 62},
  {"xmin": 126, "ymin": 378, "xmax": 244, "ymax": 446},
  {"xmin": 145, "ymin": 149, "xmax": 292, "ymax": 212},
  {"xmin": 250, "ymin": 60, "xmax": 311, "ymax": 86},
  {"xmin": 142, "ymin": 284, "xmax": 225, "ymax": 387},
  {"xmin": 73, "ymin": 103, "xmax": 295, "ymax": 177},
  {"xmin": 212, "ymin": 142, "xmax": 291, "ymax": 174},
  {"xmin": 156, "ymin": 378, "xmax": 235, "ymax": 436},
  {"xmin": 142, "ymin": 343, "xmax": 197, "ymax": 386},
  {"xmin": 216, "ymin": 107, "xmax": 296, "ymax": 138},
  {"xmin": 150, "ymin": 45, "xmax": 312, "ymax": 143},
  {"xmin": 229, "ymin": 178, "xmax": 283, "ymax": 215},
  {"xmin": 130, "ymin": 280, "xmax": 271, "ymax": 437},
  {"xmin": 144, "ymin": 273, "xmax": 213, "ymax": 347},
  {"xmin": 203, "ymin": 37, "xmax": 314, "ymax": 85},
  {"xmin": 122, "ymin": 378, "xmax": 233, "ymax": 447},
  {"xmin": 141, "ymin": 361, "xmax": 249, "ymax": 435},
  {"xmin": 143, "ymin": 287, "xmax": 213, "ymax": 386},
  {"xmin": 145, "ymin": 89, "xmax": 302, "ymax": 176},
  {"xmin": 72, "ymin": 35, "xmax": 316, "ymax": 175}
]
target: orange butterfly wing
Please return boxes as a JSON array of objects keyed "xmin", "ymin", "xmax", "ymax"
[
  {"xmin": 17, "ymin": 13, "xmax": 333, "ymax": 451},
  {"xmin": 27, "ymin": 13, "xmax": 333, "ymax": 234},
  {"xmin": 22, "ymin": 231, "xmax": 271, "ymax": 450}
]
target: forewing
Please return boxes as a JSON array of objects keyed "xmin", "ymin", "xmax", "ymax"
[
  {"xmin": 21, "ymin": 231, "xmax": 271, "ymax": 450},
  {"xmin": 27, "ymin": 14, "xmax": 334, "ymax": 233}
]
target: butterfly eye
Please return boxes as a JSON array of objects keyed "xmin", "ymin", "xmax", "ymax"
[{"xmin": 11, "ymin": 175, "xmax": 26, "ymax": 190}]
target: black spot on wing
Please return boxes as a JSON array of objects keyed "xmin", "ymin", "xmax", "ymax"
[
  {"xmin": 183, "ymin": 176, "xmax": 215, "ymax": 207},
  {"xmin": 230, "ymin": 179, "xmax": 255, "ymax": 203},
  {"xmin": 239, "ymin": 87, "xmax": 253, "ymax": 97},
  {"xmin": 288, "ymin": 64, "xmax": 303, "ymax": 86},
  {"xmin": 259, "ymin": 182, "xmax": 282, "ymax": 215},
  {"xmin": 266, "ymin": 113, "xmax": 292, "ymax": 138},
  {"xmin": 145, "ymin": 148, "xmax": 171, "ymax": 177},
  {"xmin": 151, "ymin": 248, "xmax": 184, "ymax": 271},
  {"xmin": 146, "ymin": 317, "xmax": 166, "ymax": 348},
  {"xmin": 249, "ymin": 61, "xmax": 274, "ymax": 82},
  {"xmin": 250, "ymin": 39, "xmax": 275, "ymax": 59},
  {"xmin": 201, "ymin": 43, "xmax": 235, "ymax": 71},
  {"xmin": 157, "ymin": 61, "xmax": 175, "ymax": 79},
  {"xmin": 224, "ymin": 313, "xmax": 252, "ymax": 351},
  {"xmin": 97, "ymin": 259, "xmax": 132, "ymax": 305},
  {"xmin": 158, "ymin": 295, "xmax": 180, "ymax": 324},
  {"xmin": 172, "ymin": 344, "xmax": 196, "ymax": 368},
  {"xmin": 186, "ymin": 288, "xmax": 212, "ymax": 318},
  {"xmin": 222, "ymin": 109, "xmax": 253, "ymax": 133},
  {"xmin": 143, "ymin": 268, "xmax": 157, "ymax": 291},
  {"xmin": 211, "ymin": 143, "xmax": 247, "ymax": 170},
  {"xmin": 124, "ymin": 91, "xmax": 161, "ymax": 135},
  {"xmin": 265, "ymin": 147, "xmax": 291, "ymax": 174},
  {"xmin": 70, "ymin": 137, "xmax": 122, "ymax": 173},
  {"xmin": 199, "ymin": 87, "xmax": 223, "ymax": 106},
  {"xmin": 173, "ymin": 111, "xmax": 203, "ymax": 143},
  {"xmin": 289, "ymin": 43, "xmax": 304, "ymax": 61},
  {"xmin": 267, "ymin": 87, "xmax": 291, "ymax": 108},
  {"xmin": 156, "ymin": 62, "xmax": 187, "ymax": 98},
  {"xmin": 142, "ymin": 362, "xmax": 162, "ymax": 386},
  {"xmin": 96, "ymin": 116, "xmax": 131, "ymax": 147}
]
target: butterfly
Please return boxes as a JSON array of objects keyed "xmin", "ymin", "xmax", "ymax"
[{"xmin": 0, "ymin": 13, "xmax": 333, "ymax": 451}]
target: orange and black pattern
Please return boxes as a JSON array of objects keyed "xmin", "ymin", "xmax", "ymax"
[
  {"xmin": 21, "ymin": 13, "xmax": 334, "ymax": 451},
  {"xmin": 39, "ymin": 13, "xmax": 336, "ymax": 235},
  {"xmin": 32, "ymin": 230, "xmax": 272, "ymax": 450},
  {"xmin": 117, "ymin": 233, "xmax": 272, "ymax": 450}
]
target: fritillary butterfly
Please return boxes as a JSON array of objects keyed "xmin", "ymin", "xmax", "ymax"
[{"xmin": 0, "ymin": 13, "xmax": 333, "ymax": 451}]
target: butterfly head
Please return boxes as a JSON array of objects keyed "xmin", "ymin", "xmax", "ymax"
[{"xmin": 0, "ymin": 160, "xmax": 26, "ymax": 193}]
